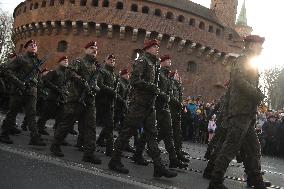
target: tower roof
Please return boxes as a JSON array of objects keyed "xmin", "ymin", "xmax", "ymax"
[{"xmin": 236, "ymin": 0, "xmax": 248, "ymax": 26}]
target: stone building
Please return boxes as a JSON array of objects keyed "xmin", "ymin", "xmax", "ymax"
[{"xmin": 12, "ymin": 0, "xmax": 251, "ymax": 100}]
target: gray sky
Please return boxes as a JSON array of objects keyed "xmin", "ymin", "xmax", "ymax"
[{"xmin": 0, "ymin": 0, "xmax": 282, "ymax": 69}]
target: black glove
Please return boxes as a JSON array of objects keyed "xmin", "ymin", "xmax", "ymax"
[{"xmin": 148, "ymin": 83, "xmax": 160, "ymax": 95}]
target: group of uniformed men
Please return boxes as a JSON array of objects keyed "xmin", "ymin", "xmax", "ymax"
[{"xmin": 0, "ymin": 34, "xmax": 270, "ymax": 188}]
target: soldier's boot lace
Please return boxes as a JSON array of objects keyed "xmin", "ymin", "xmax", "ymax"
[
  {"xmin": 50, "ymin": 144, "xmax": 64, "ymax": 157},
  {"xmin": 108, "ymin": 159, "xmax": 129, "ymax": 174},
  {"xmin": 0, "ymin": 134, "xmax": 13, "ymax": 144},
  {"xmin": 169, "ymin": 159, "xmax": 188, "ymax": 169},
  {"xmin": 207, "ymin": 182, "xmax": 228, "ymax": 189},
  {"xmin": 153, "ymin": 165, "xmax": 178, "ymax": 178},
  {"xmin": 82, "ymin": 153, "xmax": 102, "ymax": 164},
  {"xmin": 132, "ymin": 155, "xmax": 149, "ymax": 166},
  {"xmin": 29, "ymin": 136, "xmax": 46, "ymax": 146}
]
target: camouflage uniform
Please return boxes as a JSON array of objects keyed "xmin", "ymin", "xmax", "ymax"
[
  {"xmin": 37, "ymin": 66, "xmax": 77, "ymax": 134},
  {"xmin": 96, "ymin": 64, "xmax": 116, "ymax": 155},
  {"xmin": 209, "ymin": 52, "xmax": 265, "ymax": 188},
  {"xmin": 0, "ymin": 52, "xmax": 43, "ymax": 144},
  {"xmin": 110, "ymin": 52, "xmax": 164, "ymax": 168},
  {"xmin": 169, "ymin": 78, "xmax": 185, "ymax": 159},
  {"xmin": 51, "ymin": 54, "xmax": 100, "ymax": 158}
]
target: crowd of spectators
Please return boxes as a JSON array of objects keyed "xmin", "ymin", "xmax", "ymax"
[{"xmin": 181, "ymin": 96, "xmax": 284, "ymax": 158}]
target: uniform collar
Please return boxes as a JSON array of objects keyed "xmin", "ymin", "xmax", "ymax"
[{"xmin": 144, "ymin": 52, "xmax": 159, "ymax": 62}]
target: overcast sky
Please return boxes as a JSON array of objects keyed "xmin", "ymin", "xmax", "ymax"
[{"xmin": 0, "ymin": 0, "xmax": 283, "ymax": 69}]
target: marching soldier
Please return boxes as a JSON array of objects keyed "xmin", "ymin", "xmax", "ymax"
[
  {"xmin": 108, "ymin": 39, "xmax": 177, "ymax": 178},
  {"xmin": 0, "ymin": 40, "xmax": 45, "ymax": 146},
  {"xmin": 208, "ymin": 35, "xmax": 267, "ymax": 189},
  {"xmin": 50, "ymin": 41, "xmax": 101, "ymax": 165},
  {"xmin": 36, "ymin": 56, "xmax": 72, "ymax": 135},
  {"xmin": 169, "ymin": 70, "xmax": 190, "ymax": 163},
  {"xmin": 96, "ymin": 54, "xmax": 117, "ymax": 156}
]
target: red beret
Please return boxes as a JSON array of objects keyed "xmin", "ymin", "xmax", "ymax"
[
  {"xmin": 169, "ymin": 71, "xmax": 177, "ymax": 77},
  {"xmin": 107, "ymin": 54, "xmax": 116, "ymax": 60},
  {"xmin": 57, "ymin": 56, "xmax": 68, "ymax": 63},
  {"xmin": 143, "ymin": 39, "xmax": 159, "ymax": 50},
  {"xmin": 24, "ymin": 39, "xmax": 36, "ymax": 48},
  {"xmin": 40, "ymin": 68, "xmax": 49, "ymax": 73},
  {"xmin": 160, "ymin": 54, "xmax": 170, "ymax": 62},
  {"xmin": 120, "ymin": 68, "xmax": 129, "ymax": 75},
  {"xmin": 8, "ymin": 52, "xmax": 17, "ymax": 59},
  {"xmin": 244, "ymin": 35, "xmax": 265, "ymax": 44},
  {"xmin": 85, "ymin": 41, "xmax": 97, "ymax": 49}
]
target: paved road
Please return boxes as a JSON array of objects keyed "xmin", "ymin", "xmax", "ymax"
[{"xmin": 0, "ymin": 113, "xmax": 283, "ymax": 189}]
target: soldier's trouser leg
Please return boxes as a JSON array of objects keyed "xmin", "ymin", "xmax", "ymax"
[
  {"xmin": 76, "ymin": 119, "xmax": 84, "ymax": 146},
  {"xmin": 99, "ymin": 104, "xmax": 114, "ymax": 153},
  {"xmin": 1, "ymin": 95, "xmax": 22, "ymax": 135},
  {"xmin": 53, "ymin": 103, "xmax": 80, "ymax": 145},
  {"xmin": 37, "ymin": 102, "xmax": 57, "ymax": 131},
  {"xmin": 157, "ymin": 109, "xmax": 177, "ymax": 160},
  {"xmin": 210, "ymin": 116, "xmax": 252, "ymax": 183},
  {"xmin": 241, "ymin": 124, "xmax": 263, "ymax": 182},
  {"xmin": 170, "ymin": 106, "xmax": 183, "ymax": 154},
  {"xmin": 23, "ymin": 95, "xmax": 39, "ymax": 138},
  {"xmin": 80, "ymin": 104, "xmax": 96, "ymax": 153},
  {"xmin": 205, "ymin": 126, "xmax": 223, "ymax": 159},
  {"xmin": 112, "ymin": 104, "xmax": 162, "ymax": 166}
]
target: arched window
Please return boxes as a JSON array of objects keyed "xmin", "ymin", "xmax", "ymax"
[
  {"xmin": 23, "ymin": 6, "xmax": 27, "ymax": 12},
  {"xmin": 80, "ymin": 0, "xmax": 87, "ymax": 6},
  {"xmin": 50, "ymin": 0, "xmax": 55, "ymax": 6},
  {"xmin": 154, "ymin": 9, "xmax": 161, "ymax": 16},
  {"xmin": 177, "ymin": 15, "xmax": 185, "ymax": 22},
  {"xmin": 142, "ymin": 6, "xmax": 149, "ymax": 14},
  {"xmin": 34, "ymin": 3, "xmax": 39, "ymax": 9},
  {"xmin": 187, "ymin": 61, "xmax": 197, "ymax": 73},
  {"xmin": 216, "ymin": 28, "xmax": 221, "ymax": 36},
  {"xmin": 116, "ymin": 2, "xmax": 123, "ymax": 9},
  {"xmin": 199, "ymin": 22, "xmax": 205, "ymax": 30},
  {"xmin": 189, "ymin": 18, "xmax": 195, "ymax": 26},
  {"xmin": 57, "ymin": 40, "xmax": 68, "ymax": 52},
  {"xmin": 59, "ymin": 0, "xmax": 64, "ymax": 5},
  {"xmin": 102, "ymin": 0, "xmax": 109, "ymax": 7},
  {"xmin": 30, "ymin": 3, "xmax": 33, "ymax": 10},
  {"xmin": 41, "ymin": 1, "xmax": 46, "ymax": 7},
  {"xmin": 131, "ymin": 4, "xmax": 138, "ymax": 12},
  {"xmin": 19, "ymin": 44, "xmax": 24, "ymax": 53},
  {"xmin": 208, "ymin": 25, "xmax": 214, "ymax": 33},
  {"xmin": 69, "ymin": 0, "xmax": 75, "ymax": 4},
  {"xmin": 92, "ymin": 0, "xmax": 99, "ymax": 6},
  {"xmin": 228, "ymin": 34, "xmax": 233, "ymax": 40},
  {"xmin": 166, "ymin": 12, "xmax": 174, "ymax": 19}
]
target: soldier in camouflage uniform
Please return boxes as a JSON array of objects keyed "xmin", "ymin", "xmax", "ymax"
[
  {"xmin": 108, "ymin": 39, "xmax": 177, "ymax": 178},
  {"xmin": 208, "ymin": 35, "xmax": 267, "ymax": 189},
  {"xmin": 169, "ymin": 70, "xmax": 190, "ymax": 163},
  {"xmin": 0, "ymin": 40, "xmax": 45, "ymax": 146},
  {"xmin": 37, "ymin": 56, "xmax": 75, "ymax": 135},
  {"xmin": 96, "ymin": 54, "xmax": 117, "ymax": 156},
  {"xmin": 50, "ymin": 41, "xmax": 101, "ymax": 164},
  {"xmin": 114, "ymin": 68, "xmax": 136, "ymax": 153}
]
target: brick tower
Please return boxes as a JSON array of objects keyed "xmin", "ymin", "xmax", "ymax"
[{"xmin": 210, "ymin": 0, "xmax": 238, "ymax": 28}]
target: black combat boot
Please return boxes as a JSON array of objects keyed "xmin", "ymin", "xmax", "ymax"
[
  {"xmin": 21, "ymin": 123, "xmax": 27, "ymax": 131},
  {"xmin": 50, "ymin": 144, "xmax": 64, "ymax": 157},
  {"xmin": 82, "ymin": 153, "xmax": 102, "ymax": 164},
  {"xmin": 169, "ymin": 159, "xmax": 188, "ymax": 169},
  {"xmin": 0, "ymin": 134, "xmax": 13, "ymax": 144},
  {"xmin": 9, "ymin": 126, "xmax": 22, "ymax": 135},
  {"xmin": 247, "ymin": 177, "xmax": 270, "ymax": 188},
  {"xmin": 108, "ymin": 160, "xmax": 129, "ymax": 174},
  {"xmin": 208, "ymin": 182, "xmax": 228, "ymax": 189},
  {"xmin": 153, "ymin": 165, "xmax": 178, "ymax": 178},
  {"xmin": 203, "ymin": 164, "xmax": 214, "ymax": 179},
  {"xmin": 29, "ymin": 136, "xmax": 46, "ymax": 146},
  {"xmin": 181, "ymin": 150, "xmax": 189, "ymax": 156},
  {"xmin": 204, "ymin": 149, "xmax": 211, "ymax": 160},
  {"xmin": 96, "ymin": 138, "xmax": 106, "ymax": 147},
  {"xmin": 132, "ymin": 154, "xmax": 149, "ymax": 166},
  {"xmin": 177, "ymin": 153, "xmax": 190, "ymax": 163}
]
